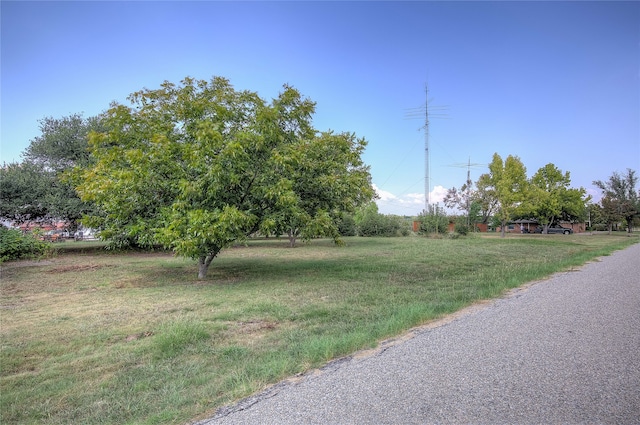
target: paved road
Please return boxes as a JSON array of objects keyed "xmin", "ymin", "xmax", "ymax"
[{"xmin": 197, "ymin": 243, "xmax": 640, "ymax": 425}]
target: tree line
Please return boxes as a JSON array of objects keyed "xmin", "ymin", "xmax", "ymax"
[
  {"xmin": 1, "ymin": 76, "xmax": 638, "ymax": 274},
  {"xmin": 442, "ymin": 153, "xmax": 639, "ymax": 237}
]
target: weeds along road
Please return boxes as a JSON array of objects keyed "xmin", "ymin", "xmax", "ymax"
[{"xmin": 196, "ymin": 243, "xmax": 640, "ymax": 425}]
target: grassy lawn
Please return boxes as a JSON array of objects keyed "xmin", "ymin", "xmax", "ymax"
[{"xmin": 1, "ymin": 233, "xmax": 637, "ymax": 424}]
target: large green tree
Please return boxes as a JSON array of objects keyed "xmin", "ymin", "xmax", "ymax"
[
  {"xmin": 72, "ymin": 77, "xmax": 374, "ymax": 278},
  {"xmin": 593, "ymin": 169, "xmax": 639, "ymax": 234},
  {"xmin": 527, "ymin": 163, "xmax": 589, "ymax": 233},
  {"xmin": 479, "ymin": 153, "xmax": 528, "ymax": 237}
]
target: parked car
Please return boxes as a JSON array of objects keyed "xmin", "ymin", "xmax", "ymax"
[{"xmin": 534, "ymin": 224, "xmax": 573, "ymax": 234}]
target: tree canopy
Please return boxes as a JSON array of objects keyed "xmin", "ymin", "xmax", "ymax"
[
  {"xmin": 71, "ymin": 76, "xmax": 374, "ymax": 278},
  {"xmin": 267, "ymin": 131, "xmax": 373, "ymax": 247},
  {"xmin": 0, "ymin": 161, "xmax": 56, "ymax": 223},
  {"xmin": 25, "ymin": 114, "xmax": 105, "ymax": 173},
  {"xmin": 444, "ymin": 168, "xmax": 496, "ymax": 228},
  {"xmin": 527, "ymin": 163, "xmax": 589, "ymax": 232},
  {"xmin": 479, "ymin": 153, "xmax": 528, "ymax": 237},
  {"xmin": 0, "ymin": 114, "xmax": 104, "ymax": 226},
  {"xmin": 593, "ymin": 169, "xmax": 639, "ymax": 234}
]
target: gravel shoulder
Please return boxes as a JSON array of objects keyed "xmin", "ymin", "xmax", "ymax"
[{"xmin": 196, "ymin": 243, "xmax": 640, "ymax": 425}]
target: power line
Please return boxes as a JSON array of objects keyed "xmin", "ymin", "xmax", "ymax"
[{"xmin": 377, "ymin": 139, "xmax": 423, "ymax": 189}]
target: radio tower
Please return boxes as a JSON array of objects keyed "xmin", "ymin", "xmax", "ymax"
[
  {"xmin": 423, "ymin": 84, "xmax": 430, "ymax": 211},
  {"xmin": 404, "ymin": 83, "xmax": 447, "ymax": 212}
]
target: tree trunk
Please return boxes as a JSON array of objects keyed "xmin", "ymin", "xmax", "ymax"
[
  {"xmin": 500, "ymin": 219, "xmax": 506, "ymax": 238},
  {"xmin": 287, "ymin": 228, "xmax": 297, "ymax": 248},
  {"xmin": 197, "ymin": 253, "xmax": 216, "ymax": 280}
]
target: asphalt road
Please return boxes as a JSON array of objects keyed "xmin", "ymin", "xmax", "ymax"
[{"xmin": 196, "ymin": 243, "xmax": 640, "ymax": 425}]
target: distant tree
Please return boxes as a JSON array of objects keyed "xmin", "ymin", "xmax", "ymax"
[
  {"xmin": 593, "ymin": 169, "xmax": 639, "ymax": 234},
  {"xmin": 598, "ymin": 196, "xmax": 622, "ymax": 233},
  {"xmin": 443, "ymin": 182, "xmax": 473, "ymax": 225},
  {"xmin": 585, "ymin": 203, "xmax": 601, "ymax": 230},
  {"xmin": 24, "ymin": 114, "xmax": 106, "ymax": 172},
  {"xmin": 468, "ymin": 201, "xmax": 482, "ymax": 231},
  {"xmin": 0, "ymin": 114, "xmax": 106, "ymax": 226},
  {"xmin": 473, "ymin": 173, "xmax": 498, "ymax": 225},
  {"xmin": 0, "ymin": 161, "xmax": 56, "ymax": 223},
  {"xmin": 443, "ymin": 170, "xmax": 473, "ymax": 215},
  {"xmin": 71, "ymin": 77, "xmax": 374, "ymax": 279},
  {"xmin": 527, "ymin": 163, "xmax": 589, "ymax": 233},
  {"xmin": 354, "ymin": 202, "xmax": 402, "ymax": 237},
  {"xmin": 336, "ymin": 213, "xmax": 357, "ymax": 236},
  {"xmin": 478, "ymin": 153, "xmax": 528, "ymax": 237},
  {"xmin": 444, "ymin": 173, "xmax": 490, "ymax": 230}
]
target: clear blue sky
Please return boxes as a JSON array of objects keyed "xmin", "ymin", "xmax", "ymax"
[{"xmin": 2, "ymin": 1, "xmax": 639, "ymax": 215}]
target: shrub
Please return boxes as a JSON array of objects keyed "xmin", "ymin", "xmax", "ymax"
[
  {"xmin": 357, "ymin": 213, "xmax": 402, "ymax": 236},
  {"xmin": 417, "ymin": 205, "xmax": 448, "ymax": 235},
  {"xmin": 454, "ymin": 218, "xmax": 470, "ymax": 236},
  {"xmin": 336, "ymin": 214, "xmax": 357, "ymax": 236},
  {"xmin": 354, "ymin": 203, "xmax": 409, "ymax": 237},
  {"xmin": 0, "ymin": 227, "xmax": 51, "ymax": 262}
]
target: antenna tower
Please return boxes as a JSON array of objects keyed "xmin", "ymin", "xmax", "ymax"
[
  {"xmin": 404, "ymin": 83, "xmax": 448, "ymax": 212},
  {"xmin": 447, "ymin": 158, "xmax": 487, "ymax": 225},
  {"xmin": 424, "ymin": 84, "xmax": 430, "ymax": 211}
]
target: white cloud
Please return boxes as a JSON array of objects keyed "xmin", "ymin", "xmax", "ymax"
[
  {"xmin": 372, "ymin": 184, "xmax": 398, "ymax": 202},
  {"xmin": 430, "ymin": 185, "xmax": 448, "ymax": 204},
  {"xmin": 372, "ymin": 184, "xmax": 450, "ymax": 216}
]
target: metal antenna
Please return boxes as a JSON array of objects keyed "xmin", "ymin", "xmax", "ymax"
[
  {"xmin": 404, "ymin": 83, "xmax": 448, "ymax": 211},
  {"xmin": 447, "ymin": 157, "xmax": 487, "ymax": 225}
]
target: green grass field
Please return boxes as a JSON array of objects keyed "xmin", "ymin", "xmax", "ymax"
[{"xmin": 1, "ymin": 233, "xmax": 637, "ymax": 424}]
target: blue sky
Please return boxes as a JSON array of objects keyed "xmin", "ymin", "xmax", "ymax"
[{"xmin": 2, "ymin": 1, "xmax": 639, "ymax": 215}]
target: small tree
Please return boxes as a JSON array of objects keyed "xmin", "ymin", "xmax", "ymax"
[
  {"xmin": 418, "ymin": 204, "xmax": 448, "ymax": 235},
  {"xmin": 474, "ymin": 173, "xmax": 499, "ymax": 225},
  {"xmin": 354, "ymin": 202, "xmax": 402, "ymax": 237},
  {"xmin": 593, "ymin": 169, "xmax": 639, "ymax": 235},
  {"xmin": 479, "ymin": 153, "xmax": 528, "ymax": 238},
  {"xmin": 527, "ymin": 163, "xmax": 589, "ymax": 233},
  {"xmin": 468, "ymin": 201, "xmax": 482, "ymax": 231}
]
